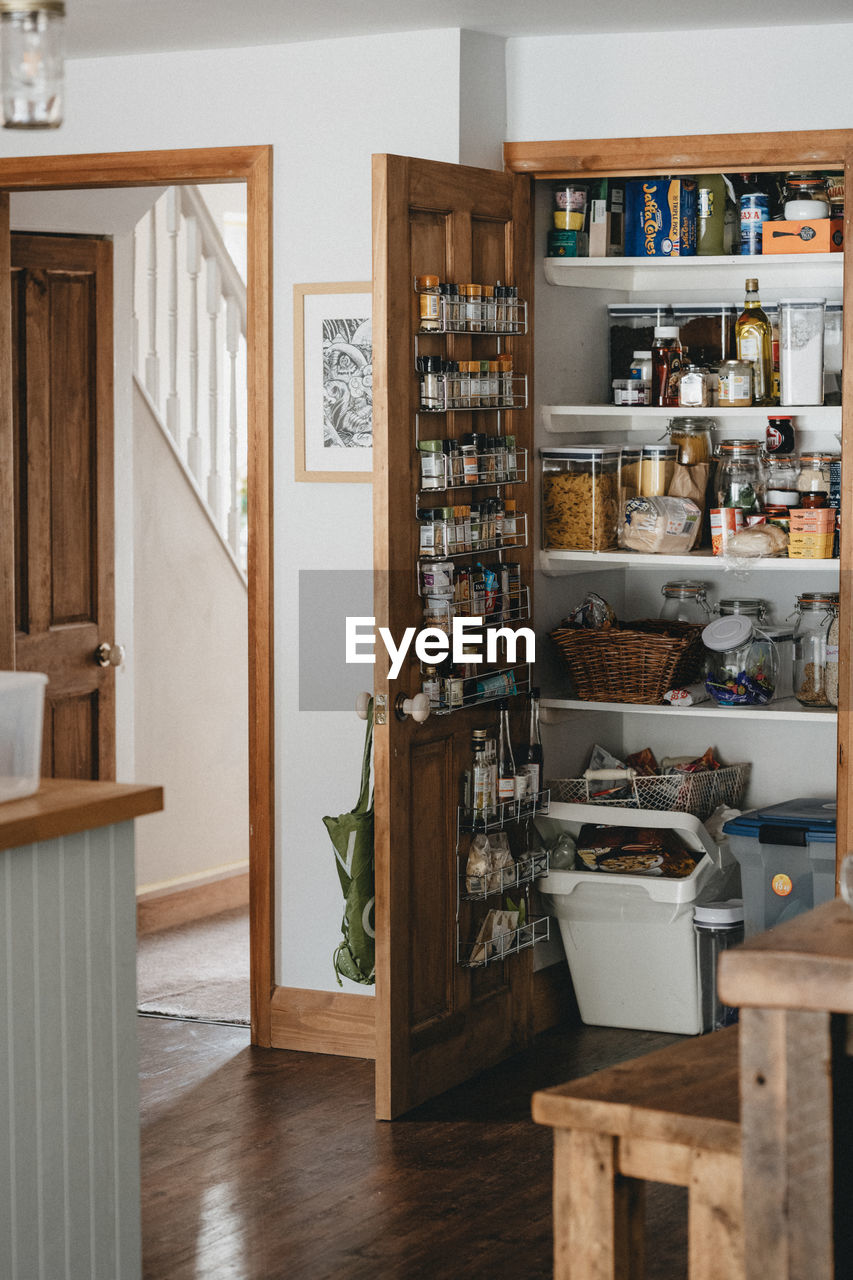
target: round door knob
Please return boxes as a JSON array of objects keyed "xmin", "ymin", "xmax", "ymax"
[
  {"xmin": 355, "ymin": 692, "xmax": 372, "ymax": 720},
  {"xmin": 95, "ymin": 642, "xmax": 125, "ymax": 668},
  {"xmin": 395, "ymin": 691, "xmax": 430, "ymax": 723}
]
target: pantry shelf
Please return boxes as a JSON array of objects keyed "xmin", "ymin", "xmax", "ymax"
[
  {"xmin": 541, "ymin": 404, "xmax": 842, "ymax": 435},
  {"xmin": 540, "ymin": 696, "xmax": 837, "ymax": 725},
  {"xmin": 539, "ymin": 548, "xmax": 841, "ymax": 574},
  {"xmin": 543, "ymin": 253, "xmax": 843, "ymax": 293}
]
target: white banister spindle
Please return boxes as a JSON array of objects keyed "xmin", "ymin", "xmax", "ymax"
[
  {"xmin": 206, "ymin": 257, "xmax": 223, "ymax": 525},
  {"xmin": 131, "ymin": 223, "xmax": 139, "ymax": 372},
  {"xmin": 226, "ymin": 295, "xmax": 241, "ymax": 556},
  {"xmin": 145, "ymin": 207, "xmax": 160, "ymax": 405},
  {"xmin": 186, "ymin": 214, "xmax": 203, "ymax": 484},
  {"xmin": 165, "ymin": 187, "xmax": 181, "ymax": 444}
]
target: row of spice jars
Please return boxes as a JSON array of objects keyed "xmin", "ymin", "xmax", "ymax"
[
  {"xmin": 420, "ymin": 559, "xmax": 523, "ymax": 616},
  {"xmin": 661, "ymin": 584, "xmax": 839, "ymax": 708},
  {"xmin": 418, "ymin": 500, "xmax": 522, "ymax": 558},
  {"xmin": 417, "ymin": 355, "xmax": 520, "ymax": 411},
  {"xmin": 416, "ymin": 275, "xmax": 525, "ymax": 334},
  {"xmin": 419, "ymin": 434, "xmax": 522, "ymax": 490}
]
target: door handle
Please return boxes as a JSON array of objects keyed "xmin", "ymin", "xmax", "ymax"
[
  {"xmin": 395, "ymin": 691, "xmax": 430, "ymax": 723},
  {"xmin": 95, "ymin": 642, "xmax": 125, "ymax": 668}
]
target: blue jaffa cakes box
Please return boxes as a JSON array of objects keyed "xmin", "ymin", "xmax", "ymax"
[
  {"xmin": 722, "ymin": 797, "xmax": 836, "ymax": 936},
  {"xmin": 625, "ymin": 177, "xmax": 697, "ymax": 257}
]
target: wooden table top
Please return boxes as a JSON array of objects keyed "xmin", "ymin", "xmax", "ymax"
[
  {"xmin": 0, "ymin": 777, "xmax": 163, "ymax": 851},
  {"xmin": 718, "ymin": 899, "xmax": 853, "ymax": 1013}
]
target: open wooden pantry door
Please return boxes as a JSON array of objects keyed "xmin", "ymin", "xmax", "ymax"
[{"xmin": 371, "ymin": 155, "xmax": 537, "ymax": 1120}]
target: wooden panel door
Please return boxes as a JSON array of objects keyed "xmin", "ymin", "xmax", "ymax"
[
  {"xmin": 10, "ymin": 233, "xmax": 115, "ymax": 780},
  {"xmin": 372, "ymin": 154, "xmax": 534, "ymax": 1118}
]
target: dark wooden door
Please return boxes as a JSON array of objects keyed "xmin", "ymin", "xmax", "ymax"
[
  {"xmin": 372, "ymin": 155, "xmax": 534, "ymax": 1118},
  {"xmin": 10, "ymin": 232, "xmax": 115, "ymax": 780}
]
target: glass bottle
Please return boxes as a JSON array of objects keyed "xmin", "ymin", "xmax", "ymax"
[
  {"xmin": 659, "ymin": 581, "xmax": 711, "ymax": 624},
  {"xmin": 715, "ymin": 439, "xmax": 762, "ymax": 513},
  {"xmin": 735, "ymin": 278, "xmax": 773, "ymax": 406},
  {"xmin": 651, "ymin": 325, "xmax": 683, "ymax": 408},
  {"xmin": 471, "ymin": 729, "xmax": 494, "ymax": 826},
  {"xmin": 697, "ymin": 174, "xmax": 727, "ymax": 255},
  {"xmin": 496, "ymin": 699, "xmax": 518, "ymax": 808},
  {"xmin": 792, "ymin": 592, "xmax": 840, "ymax": 708},
  {"xmin": 516, "ymin": 688, "xmax": 543, "ymax": 801},
  {"xmin": 422, "ymin": 664, "xmax": 442, "ymax": 710}
]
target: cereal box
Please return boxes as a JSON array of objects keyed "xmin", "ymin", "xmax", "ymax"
[{"xmin": 625, "ymin": 178, "xmax": 697, "ymax": 257}]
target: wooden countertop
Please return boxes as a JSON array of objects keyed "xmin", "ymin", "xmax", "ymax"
[
  {"xmin": 0, "ymin": 778, "xmax": 163, "ymax": 852},
  {"xmin": 718, "ymin": 898, "xmax": 853, "ymax": 1013}
]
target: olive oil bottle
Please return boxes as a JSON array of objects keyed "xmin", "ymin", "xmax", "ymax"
[{"xmin": 735, "ymin": 277, "xmax": 774, "ymax": 406}]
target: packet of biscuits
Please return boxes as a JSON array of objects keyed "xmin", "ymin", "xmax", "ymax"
[{"xmin": 575, "ymin": 824, "xmax": 698, "ymax": 878}]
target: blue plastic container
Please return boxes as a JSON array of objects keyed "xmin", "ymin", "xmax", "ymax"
[{"xmin": 722, "ymin": 797, "xmax": 836, "ymax": 936}]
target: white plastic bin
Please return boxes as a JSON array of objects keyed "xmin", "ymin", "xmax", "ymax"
[
  {"xmin": 536, "ymin": 803, "xmax": 740, "ymax": 1035},
  {"xmin": 0, "ymin": 671, "xmax": 47, "ymax": 802}
]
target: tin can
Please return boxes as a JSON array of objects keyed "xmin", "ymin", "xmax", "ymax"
[
  {"xmin": 740, "ymin": 191, "xmax": 770, "ymax": 255},
  {"xmin": 710, "ymin": 507, "xmax": 745, "ymax": 556}
]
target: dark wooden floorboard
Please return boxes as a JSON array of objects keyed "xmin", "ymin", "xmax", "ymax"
[{"xmin": 139, "ymin": 1016, "xmax": 688, "ymax": 1280}]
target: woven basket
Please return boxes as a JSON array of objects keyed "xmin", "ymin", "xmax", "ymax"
[
  {"xmin": 548, "ymin": 763, "xmax": 750, "ymax": 823},
  {"xmin": 550, "ymin": 619, "xmax": 706, "ymax": 704}
]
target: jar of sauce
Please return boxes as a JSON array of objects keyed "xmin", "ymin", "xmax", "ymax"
[
  {"xmin": 717, "ymin": 360, "xmax": 752, "ymax": 407},
  {"xmin": 651, "ymin": 325, "xmax": 683, "ymax": 407}
]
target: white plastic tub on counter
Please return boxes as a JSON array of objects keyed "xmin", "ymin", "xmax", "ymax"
[{"xmin": 0, "ymin": 671, "xmax": 47, "ymax": 802}]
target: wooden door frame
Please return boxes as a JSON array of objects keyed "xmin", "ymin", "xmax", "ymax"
[
  {"xmin": 0, "ymin": 146, "xmax": 275, "ymax": 1044},
  {"xmin": 503, "ymin": 127, "xmax": 853, "ymax": 879}
]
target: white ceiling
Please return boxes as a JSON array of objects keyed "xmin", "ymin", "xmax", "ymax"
[{"xmin": 66, "ymin": 0, "xmax": 853, "ymax": 59}]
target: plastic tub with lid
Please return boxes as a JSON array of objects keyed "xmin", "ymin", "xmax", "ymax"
[
  {"xmin": 535, "ymin": 802, "xmax": 740, "ymax": 1035},
  {"xmin": 722, "ymin": 797, "xmax": 836, "ymax": 936}
]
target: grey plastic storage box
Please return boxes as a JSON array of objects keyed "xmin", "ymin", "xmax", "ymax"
[{"xmin": 722, "ymin": 798, "xmax": 836, "ymax": 936}]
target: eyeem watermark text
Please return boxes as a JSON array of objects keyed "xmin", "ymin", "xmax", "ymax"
[{"xmin": 346, "ymin": 616, "xmax": 535, "ymax": 680}]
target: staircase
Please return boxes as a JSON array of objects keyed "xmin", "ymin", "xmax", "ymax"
[{"xmin": 133, "ymin": 186, "xmax": 248, "ymax": 579}]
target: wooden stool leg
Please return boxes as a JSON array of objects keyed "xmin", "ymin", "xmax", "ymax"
[
  {"xmin": 687, "ymin": 1149, "xmax": 744, "ymax": 1280},
  {"xmin": 553, "ymin": 1129, "xmax": 645, "ymax": 1279}
]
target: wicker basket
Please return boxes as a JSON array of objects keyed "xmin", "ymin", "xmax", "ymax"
[
  {"xmin": 549, "ymin": 619, "xmax": 706, "ymax": 704},
  {"xmin": 548, "ymin": 763, "xmax": 750, "ymax": 823}
]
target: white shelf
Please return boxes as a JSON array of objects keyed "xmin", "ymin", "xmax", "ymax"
[
  {"xmin": 543, "ymin": 253, "xmax": 843, "ymax": 292},
  {"xmin": 542, "ymin": 404, "xmax": 842, "ymax": 435},
  {"xmin": 539, "ymin": 548, "xmax": 841, "ymax": 573},
  {"xmin": 541, "ymin": 696, "xmax": 837, "ymax": 725}
]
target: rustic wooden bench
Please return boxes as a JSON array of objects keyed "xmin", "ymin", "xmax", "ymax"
[{"xmin": 532, "ymin": 1025, "xmax": 742, "ymax": 1280}]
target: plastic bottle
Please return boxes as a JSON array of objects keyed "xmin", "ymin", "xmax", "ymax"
[{"xmin": 651, "ymin": 325, "xmax": 683, "ymax": 408}]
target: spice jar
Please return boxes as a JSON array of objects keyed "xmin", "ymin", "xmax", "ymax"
[
  {"xmin": 416, "ymin": 274, "xmax": 441, "ymax": 332},
  {"xmin": 668, "ymin": 417, "xmax": 714, "ymax": 465},
  {"xmin": 715, "ymin": 440, "xmax": 762, "ymax": 512},
  {"xmin": 651, "ymin": 325, "xmax": 683, "ymax": 407},
  {"xmin": 639, "ymin": 443, "xmax": 677, "ymax": 496},
  {"xmin": 659, "ymin": 581, "xmax": 711, "ymax": 624},
  {"xmin": 418, "ymin": 439, "xmax": 445, "ymax": 490},
  {"xmin": 792, "ymin": 592, "xmax": 840, "ymax": 708},
  {"xmin": 540, "ymin": 446, "xmax": 621, "ymax": 551},
  {"xmin": 702, "ymin": 615, "xmax": 779, "ymax": 707}
]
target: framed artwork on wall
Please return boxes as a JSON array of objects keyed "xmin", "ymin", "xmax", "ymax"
[{"xmin": 294, "ymin": 281, "xmax": 373, "ymax": 482}]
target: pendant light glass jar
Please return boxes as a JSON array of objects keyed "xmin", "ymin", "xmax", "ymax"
[{"xmin": 0, "ymin": 1, "xmax": 64, "ymax": 130}]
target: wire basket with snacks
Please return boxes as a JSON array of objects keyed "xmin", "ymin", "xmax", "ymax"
[{"xmin": 548, "ymin": 745, "xmax": 750, "ymax": 823}]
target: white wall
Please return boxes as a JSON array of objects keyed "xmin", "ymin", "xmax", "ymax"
[
  {"xmin": 133, "ymin": 385, "xmax": 249, "ymax": 890},
  {"xmin": 506, "ymin": 23, "xmax": 853, "ymax": 139},
  {"xmin": 0, "ymin": 28, "xmax": 505, "ymax": 994}
]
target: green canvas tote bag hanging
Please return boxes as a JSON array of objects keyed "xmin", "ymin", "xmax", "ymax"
[{"xmin": 324, "ymin": 699, "xmax": 375, "ymax": 986}]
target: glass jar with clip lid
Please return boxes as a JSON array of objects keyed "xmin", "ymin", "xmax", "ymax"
[
  {"xmin": 659, "ymin": 581, "xmax": 712, "ymax": 625},
  {"xmin": 792, "ymin": 592, "xmax": 840, "ymax": 708}
]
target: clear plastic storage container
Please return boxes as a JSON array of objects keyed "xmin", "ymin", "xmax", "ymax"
[
  {"xmin": 694, "ymin": 900, "xmax": 745, "ymax": 1032},
  {"xmin": 0, "ymin": 671, "xmax": 47, "ymax": 803},
  {"xmin": 540, "ymin": 446, "xmax": 621, "ymax": 551}
]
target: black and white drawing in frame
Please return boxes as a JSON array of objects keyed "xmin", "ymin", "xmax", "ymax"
[{"xmin": 298, "ymin": 283, "xmax": 372, "ymax": 480}]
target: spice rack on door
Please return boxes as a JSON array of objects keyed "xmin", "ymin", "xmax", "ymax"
[
  {"xmin": 413, "ymin": 279, "xmax": 534, "ymax": 715},
  {"xmin": 455, "ymin": 792, "xmax": 551, "ymax": 968}
]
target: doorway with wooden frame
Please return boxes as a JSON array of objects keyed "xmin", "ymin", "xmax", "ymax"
[{"xmin": 0, "ymin": 147, "xmax": 275, "ymax": 1045}]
